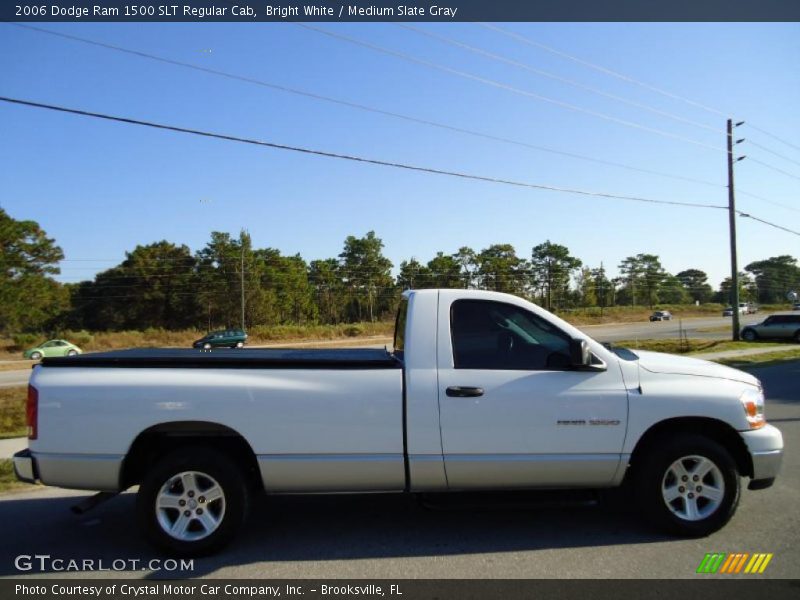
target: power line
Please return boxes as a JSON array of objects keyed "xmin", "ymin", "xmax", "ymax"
[
  {"xmin": 737, "ymin": 211, "xmax": 800, "ymax": 237},
  {"xmin": 479, "ymin": 23, "xmax": 728, "ymax": 119},
  {"xmin": 747, "ymin": 123, "xmax": 800, "ymax": 154},
  {"xmin": 737, "ymin": 189, "xmax": 800, "ymax": 214},
  {"xmin": 480, "ymin": 24, "xmax": 800, "ymax": 167},
  {"xmin": 398, "ymin": 24, "xmax": 723, "ymax": 135},
  {"xmin": 746, "ymin": 139, "xmax": 800, "ymax": 168},
  {"xmin": 6, "ymin": 24, "xmax": 725, "ymax": 191},
  {"xmin": 0, "ymin": 95, "xmax": 728, "ymax": 211},
  {"xmin": 297, "ymin": 24, "xmax": 728, "ymax": 154},
  {"xmin": 745, "ymin": 156, "xmax": 800, "ymax": 182}
]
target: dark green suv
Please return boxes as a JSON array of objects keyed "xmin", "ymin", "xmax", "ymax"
[{"xmin": 193, "ymin": 329, "xmax": 248, "ymax": 349}]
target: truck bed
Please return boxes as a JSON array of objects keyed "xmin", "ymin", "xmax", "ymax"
[{"xmin": 41, "ymin": 347, "xmax": 401, "ymax": 369}]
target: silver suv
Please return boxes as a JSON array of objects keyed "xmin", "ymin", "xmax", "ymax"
[{"xmin": 741, "ymin": 314, "xmax": 800, "ymax": 342}]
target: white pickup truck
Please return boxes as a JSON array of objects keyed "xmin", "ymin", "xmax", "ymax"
[{"xmin": 14, "ymin": 289, "xmax": 783, "ymax": 555}]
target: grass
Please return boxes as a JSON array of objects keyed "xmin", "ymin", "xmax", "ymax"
[
  {"xmin": 0, "ymin": 321, "xmax": 398, "ymax": 359},
  {"xmin": 0, "ymin": 459, "xmax": 36, "ymax": 493},
  {"xmin": 715, "ymin": 348, "xmax": 800, "ymax": 369},
  {"xmin": 0, "ymin": 362, "xmax": 35, "ymax": 372},
  {"xmin": 609, "ymin": 339, "xmax": 786, "ymax": 355},
  {"xmin": 0, "ymin": 386, "xmax": 26, "ymax": 439}
]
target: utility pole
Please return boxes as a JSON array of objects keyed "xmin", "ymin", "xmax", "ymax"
[
  {"xmin": 240, "ymin": 230, "xmax": 247, "ymax": 331},
  {"xmin": 727, "ymin": 119, "xmax": 745, "ymax": 341}
]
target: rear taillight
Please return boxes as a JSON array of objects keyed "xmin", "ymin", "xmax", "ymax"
[{"xmin": 26, "ymin": 384, "xmax": 38, "ymax": 440}]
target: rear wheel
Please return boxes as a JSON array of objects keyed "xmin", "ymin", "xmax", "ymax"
[
  {"xmin": 67, "ymin": 349, "xmax": 78, "ymax": 356},
  {"xmin": 29, "ymin": 351, "xmax": 42, "ymax": 361},
  {"xmin": 235, "ymin": 341, "xmax": 244, "ymax": 348},
  {"xmin": 136, "ymin": 447, "xmax": 249, "ymax": 556},
  {"xmin": 742, "ymin": 329, "xmax": 758, "ymax": 342},
  {"xmin": 635, "ymin": 434, "xmax": 740, "ymax": 536}
]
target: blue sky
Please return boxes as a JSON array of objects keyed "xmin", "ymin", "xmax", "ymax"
[{"xmin": 1, "ymin": 22, "xmax": 799, "ymax": 288}]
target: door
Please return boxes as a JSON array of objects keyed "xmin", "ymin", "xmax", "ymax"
[
  {"xmin": 437, "ymin": 298, "xmax": 628, "ymax": 489},
  {"xmin": 41, "ymin": 341, "xmax": 61, "ymax": 357}
]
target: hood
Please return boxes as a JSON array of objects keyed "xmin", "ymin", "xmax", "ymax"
[{"xmin": 632, "ymin": 349, "xmax": 759, "ymax": 386}]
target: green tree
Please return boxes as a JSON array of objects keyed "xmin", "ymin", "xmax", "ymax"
[
  {"xmin": 717, "ymin": 272, "xmax": 756, "ymax": 304},
  {"xmin": 309, "ymin": 258, "xmax": 344, "ymax": 324},
  {"xmin": 427, "ymin": 252, "xmax": 463, "ymax": 288},
  {"xmin": 591, "ymin": 265, "xmax": 614, "ymax": 309},
  {"xmin": 196, "ymin": 230, "xmax": 264, "ymax": 330},
  {"xmin": 575, "ymin": 267, "xmax": 597, "ymax": 307},
  {"xmin": 339, "ymin": 231, "xmax": 394, "ymax": 322},
  {"xmin": 475, "ymin": 244, "xmax": 528, "ymax": 294},
  {"xmin": 0, "ymin": 208, "xmax": 68, "ymax": 332},
  {"xmin": 619, "ymin": 253, "xmax": 665, "ymax": 308},
  {"xmin": 658, "ymin": 274, "xmax": 691, "ymax": 304},
  {"xmin": 676, "ymin": 269, "xmax": 714, "ymax": 303},
  {"xmin": 744, "ymin": 256, "xmax": 800, "ymax": 304},
  {"xmin": 397, "ymin": 258, "xmax": 432, "ymax": 290},
  {"xmin": 530, "ymin": 240, "xmax": 582, "ymax": 310},
  {"xmin": 454, "ymin": 246, "xmax": 477, "ymax": 288}
]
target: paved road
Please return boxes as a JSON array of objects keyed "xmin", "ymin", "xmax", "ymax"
[
  {"xmin": 0, "ymin": 369, "xmax": 31, "ymax": 388},
  {"xmin": 1, "ymin": 361, "xmax": 796, "ymax": 579},
  {"xmin": 579, "ymin": 313, "xmax": 765, "ymax": 343}
]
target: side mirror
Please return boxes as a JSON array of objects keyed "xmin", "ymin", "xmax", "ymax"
[{"xmin": 569, "ymin": 338, "xmax": 592, "ymax": 368}]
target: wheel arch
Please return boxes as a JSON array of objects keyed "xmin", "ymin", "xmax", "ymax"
[
  {"xmin": 120, "ymin": 421, "xmax": 262, "ymax": 491},
  {"xmin": 626, "ymin": 417, "xmax": 753, "ymax": 481}
]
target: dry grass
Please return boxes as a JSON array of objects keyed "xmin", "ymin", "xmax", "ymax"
[
  {"xmin": 0, "ymin": 459, "xmax": 37, "ymax": 493},
  {"xmin": 0, "ymin": 321, "xmax": 397, "ymax": 359},
  {"xmin": 611, "ymin": 339, "xmax": 786, "ymax": 355},
  {"xmin": 0, "ymin": 386, "xmax": 26, "ymax": 439}
]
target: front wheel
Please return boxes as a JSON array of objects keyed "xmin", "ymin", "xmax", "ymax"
[
  {"xmin": 136, "ymin": 447, "xmax": 249, "ymax": 556},
  {"xmin": 29, "ymin": 351, "xmax": 42, "ymax": 361},
  {"xmin": 67, "ymin": 350, "xmax": 78, "ymax": 356},
  {"xmin": 742, "ymin": 329, "xmax": 758, "ymax": 342},
  {"xmin": 635, "ymin": 434, "xmax": 740, "ymax": 537}
]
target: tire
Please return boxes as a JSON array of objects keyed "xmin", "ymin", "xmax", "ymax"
[
  {"xmin": 136, "ymin": 447, "xmax": 249, "ymax": 556},
  {"xmin": 67, "ymin": 350, "xmax": 78, "ymax": 356},
  {"xmin": 203, "ymin": 343, "xmax": 212, "ymax": 350},
  {"xmin": 29, "ymin": 351, "xmax": 42, "ymax": 361},
  {"xmin": 634, "ymin": 434, "xmax": 740, "ymax": 537},
  {"xmin": 235, "ymin": 342, "xmax": 244, "ymax": 348},
  {"xmin": 742, "ymin": 329, "xmax": 758, "ymax": 342}
]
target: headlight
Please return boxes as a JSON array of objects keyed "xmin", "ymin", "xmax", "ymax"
[{"xmin": 740, "ymin": 388, "xmax": 765, "ymax": 429}]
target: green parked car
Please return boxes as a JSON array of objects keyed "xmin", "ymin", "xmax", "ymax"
[
  {"xmin": 192, "ymin": 329, "xmax": 248, "ymax": 349},
  {"xmin": 24, "ymin": 339, "xmax": 82, "ymax": 360}
]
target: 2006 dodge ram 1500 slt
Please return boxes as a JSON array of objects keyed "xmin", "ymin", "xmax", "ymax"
[{"xmin": 14, "ymin": 289, "xmax": 784, "ymax": 555}]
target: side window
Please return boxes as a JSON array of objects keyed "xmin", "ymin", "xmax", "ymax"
[{"xmin": 450, "ymin": 300, "xmax": 572, "ymax": 370}]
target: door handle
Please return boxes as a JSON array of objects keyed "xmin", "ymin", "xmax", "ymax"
[{"xmin": 446, "ymin": 386, "xmax": 484, "ymax": 398}]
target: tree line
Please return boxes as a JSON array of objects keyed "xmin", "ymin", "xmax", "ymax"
[{"xmin": 2, "ymin": 208, "xmax": 799, "ymax": 333}]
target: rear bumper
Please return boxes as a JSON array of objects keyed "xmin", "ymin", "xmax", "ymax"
[
  {"xmin": 13, "ymin": 448, "xmax": 122, "ymax": 491},
  {"xmin": 740, "ymin": 424, "xmax": 784, "ymax": 486},
  {"xmin": 13, "ymin": 449, "xmax": 38, "ymax": 484}
]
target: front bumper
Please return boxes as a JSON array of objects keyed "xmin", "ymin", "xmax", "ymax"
[
  {"xmin": 13, "ymin": 448, "xmax": 39, "ymax": 484},
  {"xmin": 740, "ymin": 424, "xmax": 784, "ymax": 487}
]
